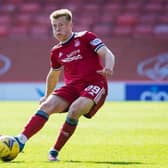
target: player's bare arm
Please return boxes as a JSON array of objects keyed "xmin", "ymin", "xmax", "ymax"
[
  {"xmin": 96, "ymin": 46, "xmax": 115, "ymax": 77},
  {"xmin": 40, "ymin": 69, "xmax": 61, "ymax": 104}
]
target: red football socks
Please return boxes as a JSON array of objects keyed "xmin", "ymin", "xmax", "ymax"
[
  {"xmin": 54, "ymin": 117, "xmax": 78, "ymax": 151},
  {"xmin": 22, "ymin": 110, "xmax": 49, "ymax": 139},
  {"xmin": 21, "ymin": 110, "xmax": 78, "ymax": 153}
]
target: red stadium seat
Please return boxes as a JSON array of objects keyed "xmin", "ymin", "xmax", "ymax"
[
  {"xmin": 61, "ymin": 3, "xmax": 78, "ymax": 13},
  {"xmin": 44, "ymin": 4, "xmax": 60, "ymax": 14},
  {"xmin": 133, "ymin": 25, "xmax": 153, "ymax": 37},
  {"xmin": 158, "ymin": 15, "xmax": 168, "ymax": 24},
  {"xmin": 93, "ymin": 24, "xmax": 112, "ymax": 37},
  {"xmin": 33, "ymin": 15, "xmax": 50, "ymax": 26},
  {"xmin": 81, "ymin": 4, "xmax": 100, "ymax": 18},
  {"xmin": 45, "ymin": 0, "xmax": 62, "ymax": 2},
  {"xmin": 0, "ymin": 15, "xmax": 11, "ymax": 26},
  {"xmin": 74, "ymin": 24, "xmax": 91, "ymax": 32},
  {"xmin": 15, "ymin": 13, "xmax": 32, "ymax": 27},
  {"xmin": 113, "ymin": 26, "xmax": 132, "ymax": 36},
  {"xmin": 9, "ymin": 25, "xmax": 28, "ymax": 37},
  {"xmin": 103, "ymin": 3, "xmax": 121, "ymax": 16},
  {"xmin": 164, "ymin": 3, "xmax": 168, "ymax": 13},
  {"xmin": 124, "ymin": 2, "xmax": 142, "ymax": 13},
  {"xmin": 83, "ymin": 3, "xmax": 99, "ymax": 11},
  {"xmin": 99, "ymin": 12, "xmax": 115, "ymax": 23},
  {"xmin": 78, "ymin": 16, "xmax": 95, "ymax": 26},
  {"xmin": 30, "ymin": 25, "xmax": 49, "ymax": 37},
  {"xmin": 75, "ymin": 14, "xmax": 96, "ymax": 30},
  {"xmin": 81, "ymin": 0, "xmax": 102, "ymax": 4},
  {"xmin": 117, "ymin": 14, "xmax": 137, "ymax": 26},
  {"xmin": 0, "ymin": 26, "xmax": 8, "ymax": 37},
  {"xmin": 144, "ymin": 2, "xmax": 162, "ymax": 13},
  {"xmin": 4, "ymin": 0, "xmax": 23, "ymax": 3},
  {"xmin": 138, "ymin": 14, "xmax": 157, "ymax": 25},
  {"xmin": 19, "ymin": 3, "xmax": 41, "ymax": 13}
]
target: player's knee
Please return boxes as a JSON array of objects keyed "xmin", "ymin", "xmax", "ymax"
[
  {"xmin": 68, "ymin": 105, "xmax": 83, "ymax": 119},
  {"xmin": 68, "ymin": 108, "xmax": 81, "ymax": 119},
  {"xmin": 39, "ymin": 101, "xmax": 55, "ymax": 115},
  {"xmin": 39, "ymin": 100, "xmax": 67, "ymax": 115},
  {"xmin": 40, "ymin": 101, "xmax": 50, "ymax": 111},
  {"xmin": 68, "ymin": 104, "xmax": 90, "ymax": 119}
]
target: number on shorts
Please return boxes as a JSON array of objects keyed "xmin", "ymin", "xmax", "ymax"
[{"xmin": 85, "ymin": 85, "xmax": 101, "ymax": 96}]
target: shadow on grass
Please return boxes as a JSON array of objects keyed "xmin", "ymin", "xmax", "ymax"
[
  {"xmin": 63, "ymin": 160, "xmax": 146, "ymax": 165},
  {"xmin": 0, "ymin": 161, "xmax": 25, "ymax": 164},
  {"xmin": 0, "ymin": 160, "xmax": 149, "ymax": 165}
]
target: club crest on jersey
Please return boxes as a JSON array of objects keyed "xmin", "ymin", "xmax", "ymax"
[
  {"xmin": 59, "ymin": 52, "xmax": 63, "ymax": 58},
  {"xmin": 74, "ymin": 40, "xmax": 80, "ymax": 47},
  {"xmin": 90, "ymin": 38, "xmax": 102, "ymax": 46}
]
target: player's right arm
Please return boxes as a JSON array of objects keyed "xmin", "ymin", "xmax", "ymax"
[
  {"xmin": 45, "ymin": 68, "xmax": 61, "ymax": 97},
  {"xmin": 40, "ymin": 45, "xmax": 62, "ymax": 104},
  {"xmin": 40, "ymin": 68, "xmax": 61, "ymax": 104}
]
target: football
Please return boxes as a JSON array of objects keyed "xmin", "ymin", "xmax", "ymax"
[{"xmin": 0, "ymin": 135, "xmax": 20, "ymax": 162}]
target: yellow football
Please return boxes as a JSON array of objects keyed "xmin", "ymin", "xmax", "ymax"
[{"xmin": 0, "ymin": 135, "xmax": 20, "ymax": 162}]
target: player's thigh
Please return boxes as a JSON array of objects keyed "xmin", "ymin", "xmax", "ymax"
[
  {"xmin": 39, "ymin": 94, "xmax": 69, "ymax": 115},
  {"xmin": 84, "ymin": 91, "xmax": 106, "ymax": 118},
  {"xmin": 68, "ymin": 97, "xmax": 94, "ymax": 119},
  {"xmin": 81, "ymin": 81, "xmax": 108, "ymax": 118}
]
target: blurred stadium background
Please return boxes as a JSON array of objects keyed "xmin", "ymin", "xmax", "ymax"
[{"xmin": 0, "ymin": 0, "xmax": 168, "ymax": 101}]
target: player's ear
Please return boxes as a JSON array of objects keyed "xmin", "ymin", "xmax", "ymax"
[
  {"xmin": 69, "ymin": 22, "xmax": 73, "ymax": 30},
  {"xmin": 69, "ymin": 21, "xmax": 73, "ymax": 27}
]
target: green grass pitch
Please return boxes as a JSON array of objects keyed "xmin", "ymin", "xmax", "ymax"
[{"xmin": 0, "ymin": 101, "xmax": 168, "ymax": 168}]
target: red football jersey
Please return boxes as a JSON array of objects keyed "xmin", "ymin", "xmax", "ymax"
[{"xmin": 50, "ymin": 31, "xmax": 106, "ymax": 84}]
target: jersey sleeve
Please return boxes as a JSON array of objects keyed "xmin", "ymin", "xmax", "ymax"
[
  {"xmin": 84, "ymin": 31, "xmax": 105, "ymax": 52},
  {"xmin": 50, "ymin": 49, "xmax": 62, "ymax": 70}
]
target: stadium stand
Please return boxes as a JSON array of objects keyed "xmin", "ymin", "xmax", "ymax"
[
  {"xmin": 133, "ymin": 25, "xmax": 153, "ymax": 37},
  {"xmin": 0, "ymin": 25, "xmax": 8, "ymax": 36},
  {"xmin": 0, "ymin": 0, "xmax": 167, "ymax": 38}
]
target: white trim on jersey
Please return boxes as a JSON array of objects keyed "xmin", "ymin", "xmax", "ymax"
[
  {"xmin": 94, "ymin": 43, "xmax": 105, "ymax": 52},
  {"xmin": 94, "ymin": 87, "xmax": 105, "ymax": 104}
]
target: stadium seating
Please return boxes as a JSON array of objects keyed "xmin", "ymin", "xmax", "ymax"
[
  {"xmin": 93, "ymin": 24, "xmax": 112, "ymax": 37},
  {"xmin": 133, "ymin": 25, "xmax": 153, "ymax": 37},
  {"xmin": 4, "ymin": 0, "xmax": 23, "ymax": 3},
  {"xmin": 116, "ymin": 14, "xmax": 137, "ymax": 27},
  {"xmin": 0, "ymin": 0, "xmax": 167, "ymax": 38},
  {"xmin": 113, "ymin": 26, "xmax": 132, "ymax": 36},
  {"xmin": 0, "ymin": 15, "xmax": 11, "ymax": 26},
  {"xmin": 30, "ymin": 25, "xmax": 49, "ymax": 38},
  {"xmin": 9, "ymin": 25, "xmax": 28, "ymax": 37},
  {"xmin": 0, "ymin": 26, "xmax": 8, "ymax": 37},
  {"xmin": 124, "ymin": 2, "xmax": 141, "ymax": 13},
  {"xmin": 18, "ymin": 3, "xmax": 41, "ymax": 13}
]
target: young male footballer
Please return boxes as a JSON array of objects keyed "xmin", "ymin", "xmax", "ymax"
[{"xmin": 13, "ymin": 9, "xmax": 115, "ymax": 161}]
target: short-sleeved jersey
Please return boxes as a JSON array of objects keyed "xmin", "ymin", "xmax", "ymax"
[{"xmin": 50, "ymin": 31, "xmax": 106, "ymax": 84}]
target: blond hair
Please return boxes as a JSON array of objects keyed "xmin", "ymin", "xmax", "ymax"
[{"xmin": 50, "ymin": 9, "xmax": 72, "ymax": 21}]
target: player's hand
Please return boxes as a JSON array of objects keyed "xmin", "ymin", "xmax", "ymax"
[{"xmin": 96, "ymin": 68, "xmax": 113, "ymax": 77}]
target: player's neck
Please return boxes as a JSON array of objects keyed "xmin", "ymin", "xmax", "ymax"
[{"xmin": 61, "ymin": 32, "xmax": 74, "ymax": 45}]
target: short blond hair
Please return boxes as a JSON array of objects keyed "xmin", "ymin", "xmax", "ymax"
[{"xmin": 50, "ymin": 9, "xmax": 72, "ymax": 21}]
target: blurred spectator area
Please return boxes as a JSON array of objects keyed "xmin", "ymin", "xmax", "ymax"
[{"xmin": 0, "ymin": 0, "xmax": 168, "ymax": 38}]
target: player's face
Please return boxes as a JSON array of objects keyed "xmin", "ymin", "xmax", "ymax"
[{"xmin": 51, "ymin": 16, "xmax": 72, "ymax": 42}]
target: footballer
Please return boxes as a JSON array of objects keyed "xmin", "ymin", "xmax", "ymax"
[{"xmin": 2, "ymin": 9, "xmax": 115, "ymax": 161}]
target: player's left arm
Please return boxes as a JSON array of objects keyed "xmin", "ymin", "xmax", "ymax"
[{"xmin": 96, "ymin": 45, "xmax": 115, "ymax": 77}]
